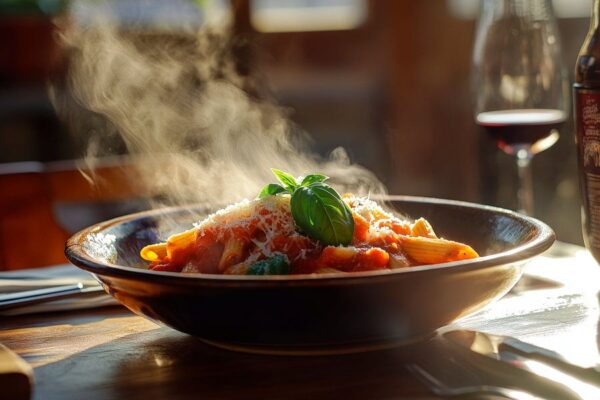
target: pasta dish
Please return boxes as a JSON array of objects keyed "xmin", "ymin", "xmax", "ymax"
[{"xmin": 140, "ymin": 170, "xmax": 478, "ymax": 275}]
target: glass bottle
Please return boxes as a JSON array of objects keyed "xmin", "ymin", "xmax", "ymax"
[{"xmin": 575, "ymin": 0, "xmax": 600, "ymax": 263}]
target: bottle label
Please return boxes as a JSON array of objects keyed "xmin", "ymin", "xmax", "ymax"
[
  {"xmin": 575, "ymin": 88, "xmax": 600, "ymax": 254},
  {"xmin": 576, "ymin": 90, "xmax": 600, "ymax": 168}
]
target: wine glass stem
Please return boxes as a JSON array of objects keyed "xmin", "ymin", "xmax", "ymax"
[{"xmin": 516, "ymin": 149, "xmax": 534, "ymax": 215}]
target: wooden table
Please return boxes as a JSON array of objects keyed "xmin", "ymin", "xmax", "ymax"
[{"xmin": 1, "ymin": 242, "xmax": 599, "ymax": 400}]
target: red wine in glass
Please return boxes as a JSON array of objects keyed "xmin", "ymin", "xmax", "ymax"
[{"xmin": 476, "ymin": 109, "xmax": 566, "ymax": 155}]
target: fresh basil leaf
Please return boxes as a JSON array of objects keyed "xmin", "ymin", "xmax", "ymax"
[
  {"xmin": 247, "ymin": 254, "xmax": 290, "ymax": 275},
  {"xmin": 301, "ymin": 174, "xmax": 329, "ymax": 186},
  {"xmin": 258, "ymin": 183, "xmax": 288, "ymax": 199},
  {"xmin": 271, "ymin": 168, "xmax": 298, "ymax": 190},
  {"xmin": 290, "ymin": 182, "xmax": 354, "ymax": 246}
]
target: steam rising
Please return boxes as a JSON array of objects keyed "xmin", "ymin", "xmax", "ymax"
[{"xmin": 51, "ymin": 7, "xmax": 385, "ymax": 210}]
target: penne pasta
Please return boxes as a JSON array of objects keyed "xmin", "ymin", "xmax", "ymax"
[
  {"xmin": 325, "ymin": 246, "xmax": 358, "ymax": 262},
  {"xmin": 218, "ymin": 237, "xmax": 246, "ymax": 272},
  {"xmin": 399, "ymin": 236, "xmax": 478, "ymax": 264},
  {"xmin": 224, "ymin": 262, "xmax": 250, "ymax": 275},
  {"xmin": 410, "ymin": 218, "xmax": 437, "ymax": 239},
  {"xmin": 140, "ymin": 243, "xmax": 167, "ymax": 261},
  {"xmin": 166, "ymin": 228, "xmax": 198, "ymax": 256}
]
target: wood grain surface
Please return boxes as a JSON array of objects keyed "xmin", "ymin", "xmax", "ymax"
[
  {"xmin": 0, "ymin": 308, "xmax": 434, "ymax": 400},
  {"xmin": 1, "ymin": 243, "xmax": 599, "ymax": 400}
]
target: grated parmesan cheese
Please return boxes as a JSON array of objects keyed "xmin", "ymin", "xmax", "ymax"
[{"xmin": 192, "ymin": 195, "xmax": 299, "ymax": 262}]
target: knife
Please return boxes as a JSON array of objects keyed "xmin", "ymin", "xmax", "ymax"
[
  {"xmin": 443, "ymin": 330, "xmax": 600, "ymax": 399},
  {"xmin": 0, "ymin": 283, "xmax": 105, "ymax": 311}
]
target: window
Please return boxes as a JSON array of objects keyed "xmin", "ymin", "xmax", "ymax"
[
  {"xmin": 250, "ymin": 0, "xmax": 367, "ymax": 33},
  {"xmin": 447, "ymin": 0, "xmax": 592, "ymax": 19},
  {"xmin": 69, "ymin": 0, "xmax": 231, "ymax": 30}
]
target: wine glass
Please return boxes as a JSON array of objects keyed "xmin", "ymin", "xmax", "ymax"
[{"xmin": 472, "ymin": 0, "xmax": 569, "ymax": 216}]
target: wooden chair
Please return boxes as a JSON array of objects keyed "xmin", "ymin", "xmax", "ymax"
[{"xmin": 0, "ymin": 157, "xmax": 146, "ymax": 270}]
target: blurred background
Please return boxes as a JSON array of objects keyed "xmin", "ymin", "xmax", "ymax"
[{"xmin": 0, "ymin": 0, "xmax": 591, "ymax": 269}]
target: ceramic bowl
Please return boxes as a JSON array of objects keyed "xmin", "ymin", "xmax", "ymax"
[{"xmin": 65, "ymin": 196, "xmax": 554, "ymax": 354}]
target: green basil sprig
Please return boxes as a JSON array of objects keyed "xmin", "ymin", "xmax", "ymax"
[{"xmin": 258, "ymin": 169, "xmax": 355, "ymax": 246}]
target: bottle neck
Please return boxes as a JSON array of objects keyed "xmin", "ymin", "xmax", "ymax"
[
  {"xmin": 576, "ymin": 0, "xmax": 600, "ymax": 86},
  {"xmin": 592, "ymin": 0, "xmax": 600, "ymax": 29}
]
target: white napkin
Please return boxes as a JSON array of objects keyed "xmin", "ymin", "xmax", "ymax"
[{"xmin": 0, "ymin": 264, "xmax": 119, "ymax": 316}]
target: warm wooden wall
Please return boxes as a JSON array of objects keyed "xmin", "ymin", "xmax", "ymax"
[{"xmin": 245, "ymin": 1, "xmax": 479, "ymax": 199}]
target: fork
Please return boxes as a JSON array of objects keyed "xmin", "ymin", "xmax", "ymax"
[{"xmin": 407, "ymin": 363, "xmax": 542, "ymax": 399}]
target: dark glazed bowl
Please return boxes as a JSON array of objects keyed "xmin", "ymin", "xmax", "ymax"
[{"xmin": 65, "ymin": 196, "xmax": 554, "ymax": 354}]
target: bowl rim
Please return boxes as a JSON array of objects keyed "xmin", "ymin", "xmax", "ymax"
[{"xmin": 65, "ymin": 195, "xmax": 555, "ymax": 286}]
